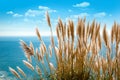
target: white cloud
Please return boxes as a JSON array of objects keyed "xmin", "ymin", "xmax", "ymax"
[
  {"xmin": 6, "ymin": 11, "xmax": 23, "ymax": 17},
  {"xmin": 49, "ymin": 9, "xmax": 57, "ymax": 13},
  {"xmin": 39, "ymin": 6, "xmax": 56, "ymax": 12},
  {"xmin": 25, "ymin": 6, "xmax": 56, "ymax": 17},
  {"xmin": 68, "ymin": 9, "xmax": 72, "ymax": 12},
  {"xmin": 73, "ymin": 2, "xmax": 90, "ymax": 7},
  {"xmin": 6, "ymin": 6, "xmax": 56, "ymax": 18},
  {"xmin": 6, "ymin": 11, "xmax": 14, "ymax": 14},
  {"xmin": 25, "ymin": 9, "xmax": 43, "ymax": 17},
  {"xmin": 13, "ymin": 13, "xmax": 23, "ymax": 17},
  {"xmin": 65, "ymin": 13, "xmax": 89, "ymax": 23},
  {"xmin": 38, "ymin": 6, "xmax": 49, "ymax": 10},
  {"xmin": 94, "ymin": 12, "xmax": 106, "ymax": 18},
  {"xmin": 71, "ymin": 13, "xmax": 89, "ymax": 18}
]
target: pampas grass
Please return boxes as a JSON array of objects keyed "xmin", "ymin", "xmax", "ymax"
[
  {"xmin": 9, "ymin": 67, "xmax": 21, "ymax": 79},
  {"xmin": 17, "ymin": 66, "xmax": 26, "ymax": 78},
  {"xmin": 23, "ymin": 60, "xmax": 34, "ymax": 71},
  {"xmin": 9, "ymin": 12, "xmax": 120, "ymax": 80}
]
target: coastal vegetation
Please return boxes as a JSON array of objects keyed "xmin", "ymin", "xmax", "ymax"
[{"xmin": 9, "ymin": 12, "xmax": 120, "ymax": 80}]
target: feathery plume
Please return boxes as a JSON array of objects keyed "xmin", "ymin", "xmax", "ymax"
[
  {"xmin": 29, "ymin": 42, "xmax": 34, "ymax": 55},
  {"xmin": 95, "ymin": 23, "xmax": 100, "ymax": 40},
  {"xmin": 46, "ymin": 11, "xmax": 51, "ymax": 27},
  {"xmin": 69, "ymin": 20, "xmax": 74, "ymax": 41},
  {"xmin": 23, "ymin": 60, "xmax": 34, "ymax": 71},
  {"xmin": 56, "ymin": 25, "xmax": 60, "ymax": 40},
  {"xmin": 76, "ymin": 18, "xmax": 81, "ymax": 38},
  {"xmin": 111, "ymin": 26, "xmax": 114, "ymax": 43},
  {"xmin": 55, "ymin": 46, "xmax": 59, "ymax": 59},
  {"xmin": 36, "ymin": 48, "xmax": 42, "ymax": 61},
  {"xmin": 36, "ymin": 27, "xmax": 42, "ymax": 41},
  {"xmin": 20, "ymin": 40, "xmax": 33, "ymax": 62},
  {"xmin": 40, "ymin": 43, "xmax": 46, "ymax": 56},
  {"xmin": 98, "ymin": 33, "xmax": 101, "ymax": 50},
  {"xmin": 49, "ymin": 62, "xmax": 56, "ymax": 71},
  {"xmin": 90, "ymin": 19, "xmax": 95, "ymax": 39},
  {"xmin": 9, "ymin": 67, "xmax": 21, "ymax": 79},
  {"xmin": 17, "ymin": 66, "xmax": 26, "ymax": 77},
  {"xmin": 103, "ymin": 24, "xmax": 110, "ymax": 51},
  {"xmin": 20, "ymin": 40, "xmax": 33, "ymax": 56},
  {"xmin": 36, "ymin": 65, "xmax": 42, "ymax": 75},
  {"xmin": 49, "ymin": 45, "xmax": 52, "ymax": 57}
]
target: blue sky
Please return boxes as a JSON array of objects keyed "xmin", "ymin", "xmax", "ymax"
[{"xmin": 0, "ymin": 0, "xmax": 120, "ymax": 36}]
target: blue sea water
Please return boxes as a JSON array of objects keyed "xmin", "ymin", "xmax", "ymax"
[
  {"xmin": 0, "ymin": 36, "xmax": 56, "ymax": 79},
  {"xmin": 0, "ymin": 36, "xmax": 116, "ymax": 80}
]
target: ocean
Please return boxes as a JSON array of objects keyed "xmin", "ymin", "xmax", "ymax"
[
  {"xmin": 0, "ymin": 36, "xmax": 56, "ymax": 80},
  {"xmin": 0, "ymin": 36, "xmax": 116, "ymax": 80}
]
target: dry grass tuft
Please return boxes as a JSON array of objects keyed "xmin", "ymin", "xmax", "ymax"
[
  {"xmin": 9, "ymin": 67, "xmax": 21, "ymax": 79},
  {"xmin": 23, "ymin": 60, "xmax": 34, "ymax": 71},
  {"xmin": 9, "ymin": 12, "xmax": 120, "ymax": 80},
  {"xmin": 17, "ymin": 66, "xmax": 26, "ymax": 77},
  {"xmin": 46, "ymin": 11, "xmax": 51, "ymax": 27},
  {"xmin": 36, "ymin": 27, "xmax": 42, "ymax": 41}
]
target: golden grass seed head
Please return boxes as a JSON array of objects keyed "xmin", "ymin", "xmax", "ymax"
[
  {"xmin": 111, "ymin": 26, "xmax": 114, "ymax": 43},
  {"xmin": 51, "ymin": 36, "xmax": 55, "ymax": 48},
  {"xmin": 46, "ymin": 11, "xmax": 51, "ymax": 27},
  {"xmin": 20, "ymin": 40, "xmax": 33, "ymax": 56},
  {"xmin": 40, "ymin": 43, "xmax": 46, "ymax": 57},
  {"xmin": 98, "ymin": 33, "xmax": 102, "ymax": 50},
  {"xmin": 116, "ymin": 26, "xmax": 119, "ymax": 43},
  {"xmin": 55, "ymin": 46, "xmax": 59, "ymax": 60},
  {"xmin": 36, "ymin": 48, "xmax": 42, "ymax": 61},
  {"xmin": 76, "ymin": 19, "xmax": 81, "ymax": 38},
  {"xmin": 95, "ymin": 23, "xmax": 100, "ymax": 40},
  {"xmin": 56, "ymin": 25, "xmax": 60, "ymax": 40},
  {"xmin": 103, "ymin": 24, "xmax": 110, "ymax": 50},
  {"xmin": 63, "ymin": 23, "xmax": 66, "ymax": 39},
  {"xmin": 69, "ymin": 20, "xmax": 74, "ymax": 41},
  {"xmin": 9, "ymin": 67, "xmax": 21, "ymax": 79},
  {"xmin": 17, "ymin": 66, "xmax": 26, "ymax": 77},
  {"xmin": 42, "ymin": 43, "xmax": 47, "ymax": 53},
  {"xmin": 58, "ymin": 18, "xmax": 64, "ymax": 30},
  {"xmin": 49, "ymin": 45, "xmax": 52, "ymax": 57},
  {"xmin": 36, "ymin": 65, "xmax": 42, "ymax": 75},
  {"xmin": 23, "ymin": 60, "xmax": 34, "ymax": 71},
  {"xmin": 40, "ymin": 44, "xmax": 44, "ymax": 57},
  {"xmin": 36, "ymin": 27, "xmax": 42, "ymax": 41},
  {"xmin": 20, "ymin": 40, "xmax": 32, "ymax": 62},
  {"xmin": 29, "ymin": 41, "xmax": 34, "ymax": 55},
  {"xmin": 49, "ymin": 62, "xmax": 56, "ymax": 71},
  {"xmin": 67, "ymin": 25, "xmax": 70, "ymax": 39}
]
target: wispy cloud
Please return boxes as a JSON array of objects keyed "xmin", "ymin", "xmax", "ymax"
[
  {"xmin": 25, "ymin": 9, "xmax": 43, "ymax": 17},
  {"xmin": 38, "ymin": 6, "xmax": 49, "ymax": 10},
  {"xmin": 94, "ymin": 12, "xmax": 106, "ymax": 18},
  {"xmin": 71, "ymin": 13, "xmax": 89, "ymax": 18},
  {"xmin": 13, "ymin": 13, "xmax": 23, "ymax": 17},
  {"xmin": 38, "ymin": 6, "xmax": 56, "ymax": 12},
  {"xmin": 6, "ymin": 11, "xmax": 14, "ymax": 14},
  {"xmin": 25, "ymin": 6, "xmax": 56, "ymax": 17},
  {"xmin": 7, "ymin": 6, "xmax": 56, "ymax": 18},
  {"xmin": 68, "ymin": 9, "xmax": 72, "ymax": 12},
  {"xmin": 6, "ymin": 11, "xmax": 23, "ymax": 17},
  {"xmin": 73, "ymin": 2, "xmax": 90, "ymax": 7},
  {"xmin": 65, "ymin": 13, "xmax": 89, "ymax": 22}
]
